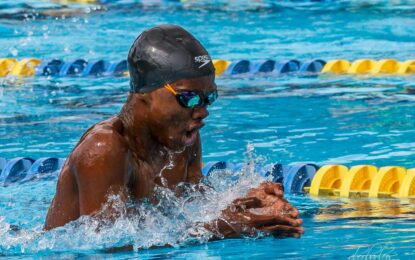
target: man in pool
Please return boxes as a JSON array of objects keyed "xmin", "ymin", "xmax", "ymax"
[{"xmin": 44, "ymin": 24, "xmax": 304, "ymax": 239}]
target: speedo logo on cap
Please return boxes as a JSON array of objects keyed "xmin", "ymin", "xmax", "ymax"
[{"xmin": 194, "ymin": 55, "xmax": 211, "ymax": 69}]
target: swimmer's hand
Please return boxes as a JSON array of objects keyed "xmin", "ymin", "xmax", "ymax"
[
  {"xmin": 206, "ymin": 182, "xmax": 304, "ymax": 239},
  {"xmin": 246, "ymin": 182, "xmax": 300, "ymax": 218}
]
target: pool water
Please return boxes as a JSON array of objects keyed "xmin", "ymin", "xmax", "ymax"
[{"xmin": 1, "ymin": 0, "xmax": 415, "ymax": 258}]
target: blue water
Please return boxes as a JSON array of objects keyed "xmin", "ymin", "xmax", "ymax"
[{"xmin": 1, "ymin": 0, "xmax": 415, "ymax": 258}]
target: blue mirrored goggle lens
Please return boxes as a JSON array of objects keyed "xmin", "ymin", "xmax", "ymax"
[
  {"xmin": 178, "ymin": 90, "xmax": 218, "ymax": 108},
  {"xmin": 187, "ymin": 96, "xmax": 201, "ymax": 107},
  {"xmin": 207, "ymin": 91, "xmax": 218, "ymax": 105},
  {"xmin": 178, "ymin": 92, "xmax": 201, "ymax": 108}
]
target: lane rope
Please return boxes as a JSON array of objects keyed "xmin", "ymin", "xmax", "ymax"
[{"xmin": 1, "ymin": 58, "xmax": 415, "ymax": 78}]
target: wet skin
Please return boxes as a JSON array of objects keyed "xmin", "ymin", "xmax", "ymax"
[{"xmin": 44, "ymin": 75, "xmax": 304, "ymax": 238}]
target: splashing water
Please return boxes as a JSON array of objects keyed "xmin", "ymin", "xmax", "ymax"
[
  {"xmin": 0, "ymin": 154, "xmax": 270, "ymax": 255},
  {"xmin": 158, "ymin": 147, "xmax": 187, "ymax": 188}
]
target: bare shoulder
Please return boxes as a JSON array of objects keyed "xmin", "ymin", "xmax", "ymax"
[{"xmin": 69, "ymin": 117, "xmax": 130, "ymax": 183}]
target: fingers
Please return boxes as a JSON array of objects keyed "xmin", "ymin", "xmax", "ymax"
[
  {"xmin": 260, "ymin": 224, "xmax": 299, "ymax": 233},
  {"xmin": 259, "ymin": 224, "xmax": 304, "ymax": 238},
  {"xmin": 248, "ymin": 182, "xmax": 283, "ymax": 195},
  {"xmin": 232, "ymin": 197, "xmax": 262, "ymax": 210},
  {"xmin": 249, "ymin": 213, "xmax": 301, "ymax": 227},
  {"xmin": 269, "ymin": 183, "xmax": 284, "ymax": 197},
  {"xmin": 283, "ymin": 203, "xmax": 300, "ymax": 218},
  {"xmin": 261, "ymin": 182, "xmax": 284, "ymax": 197},
  {"xmin": 272, "ymin": 196, "xmax": 299, "ymax": 219},
  {"xmin": 272, "ymin": 232, "xmax": 302, "ymax": 239}
]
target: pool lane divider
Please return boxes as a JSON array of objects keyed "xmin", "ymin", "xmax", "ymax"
[
  {"xmin": 308, "ymin": 165, "xmax": 415, "ymax": 198},
  {"xmin": 202, "ymin": 161, "xmax": 415, "ymax": 198},
  {"xmin": 0, "ymin": 157, "xmax": 65, "ymax": 186},
  {"xmin": 1, "ymin": 156, "xmax": 415, "ymax": 198},
  {"xmin": 1, "ymin": 58, "xmax": 415, "ymax": 78},
  {"xmin": 52, "ymin": 0, "xmax": 99, "ymax": 4},
  {"xmin": 0, "ymin": 58, "xmax": 128, "ymax": 77}
]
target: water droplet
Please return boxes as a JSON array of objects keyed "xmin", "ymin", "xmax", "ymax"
[{"xmin": 10, "ymin": 48, "xmax": 18, "ymax": 56}]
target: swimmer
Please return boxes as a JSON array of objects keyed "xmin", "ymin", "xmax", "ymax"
[{"xmin": 44, "ymin": 24, "xmax": 304, "ymax": 239}]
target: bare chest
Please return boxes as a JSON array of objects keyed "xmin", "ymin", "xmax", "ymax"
[{"xmin": 129, "ymin": 153, "xmax": 189, "ymax": 200}]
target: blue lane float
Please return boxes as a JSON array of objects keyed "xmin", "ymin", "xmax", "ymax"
[
  {"xmin": 33, "ymin": 59, "xmax": 127, "ymax": 77},
  {"xmin": 224, "ymin": 60, "xmax": 251, "ymax": 75},
  {"xmin": 264, "ymin": 163, "xmax": 285, "ymax": 183},
  {"xmin": 0, "ymin": 157, "xmax": 34, "ymax": 186},
  {"xmin": 0, "ymin": 157, "xmax": 65, "ymax": 186},
  {"xmin": 202, "ymin": 161, "xmax": 234, "ymax": 176},
  {"xmin": 274, "ymin": 60, "xmax": 301, "ymax": 74},
  {"xmin": 203, "ymin": 161, "xmax": 269, "ymax": 177},
  {"xmin": 35, "ymin": 59, "xmax": 64, "ymax": 76},
  {"xmin": 221, "ymin": 59, "xmax": 323, "ymax": 75},
  {"xmin": 201, "ymin": 162, "xmax": 319, "ymax": 194},
  {"xmin": 282, "ymin": 163, "xmax": 319, "ymax": 194},
  {"xmin": 0, "ymin": 157, "xmax": 7, "ymax": 172},
  {"xmin": 230, "ymin": 162, "xmax": 244, "ymax": 173},
  {"xmin": 251, "ymin": 60, "xmax": 276, "ymax": 74},
  {"xmin": 105, "ymin": 60, "xmax": 127, "ymax": 76},
  {"xmin": 299, "ymin": 59, "xmax": 326, "ymax": 73},
  {"xmin": 23, "ymin": 157, "xmax": 65, "ymax": 181},
  {"xmin": 59, "ymin": 59, "xmax": 88, "ymax": 76},
  {"xmin": 82, "ymin": 60, "xmax": 109, "ymax": 76}
]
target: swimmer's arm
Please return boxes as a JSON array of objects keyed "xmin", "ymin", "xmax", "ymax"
[
  {"xmin": 73, "ymin": 132, "xmax": 130, "ymax": 218},
  {"xmin": 186, "ymin": 132, "xmax": 203, "ymax": 184},
  {"xmin": 44, "ymin": 162, "xmax": 80, "ymax": 230},
  {"xmin": 203, "ymin": 196, "xmax": 304, "ymax": 239}
]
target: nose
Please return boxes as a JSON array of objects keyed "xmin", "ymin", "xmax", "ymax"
[{"xmin": 192, "ymin": 105, "xmax": 209, "ymax": 120}]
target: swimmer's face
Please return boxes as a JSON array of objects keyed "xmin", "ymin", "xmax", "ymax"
[{"xmin": 145, "ymin": 75, "xmax": 216, "ymax": 150}]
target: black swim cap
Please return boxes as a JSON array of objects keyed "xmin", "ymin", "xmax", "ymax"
[{"xmin": 128, "ymin": 24, "xmax": 215, "ymax": 93}]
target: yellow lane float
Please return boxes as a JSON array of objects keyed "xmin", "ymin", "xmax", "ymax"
[
  {"xmin": 321, "ymin": 59, "xmax": 350, "ymax": 74},
  {"xmin": 348, "ymin": 59, "xmax": 376, "ymax": 74},
  {"xmin": 9, "ymin": 58, "xmax": 41, "ymax": 77},
  {"xmin": 370, "ymin": 59, "xmax": 401, "ymax": 74},
  {"xmin": 307, "ymin": 165, "xmax": 415, "ymax": 198},
  {"xmin": 397, "ymin": 60, "xmax": 415, "ymax": 74},
  {"xmin": 213, "ymin": 59, "xmax": 231, "ymax": 76},
  {"xmin": 339, "ymin": 165, "xmax": 377, "ymax": 198},
  {"xmin": 0, "ymin": 58, "xmax": 17, "ymax": 77},
  {"xmin": 398, "ymin": 168, "xmax": 415, "ymax": 198},
  {"xmin": 368, "ymin": 166, "xmax": 406, "ymax": 198},
  {"xmin": 309, "ymin": 165, "xmax": 348, "ymax": 197},
  {"xmin": 322, "ymin": 59, "xmax": 415, "ymax": 75}
]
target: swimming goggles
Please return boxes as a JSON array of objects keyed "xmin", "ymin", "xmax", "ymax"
[{"xmin": 164, "ymin": 83, "xmax": 218, "ymax": 108}]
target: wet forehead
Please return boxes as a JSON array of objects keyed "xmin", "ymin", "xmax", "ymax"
[{"xmin": 172, "ymin": 75, "xmax": 216, "ymax": 93}]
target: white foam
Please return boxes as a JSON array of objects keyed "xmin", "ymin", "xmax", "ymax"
[{"xmin": 0, "ymin": 159, "xmax": 270, "ymax": 254}]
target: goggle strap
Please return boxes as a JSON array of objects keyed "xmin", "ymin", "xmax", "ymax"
[{"xmin": 164, "ymin": 83, "xmax": 177, "ymax": 95}]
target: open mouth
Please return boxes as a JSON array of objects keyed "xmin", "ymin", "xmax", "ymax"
[
  {"xmin": 186, "ymin": 129, "xmax": 196, "ymax": 137},
  {"xmin": 183, "ymin": 129, "xmax": 198, "ymax": 146},
  {"xmin": 183, "ymin": 123, "xmax": 204, "ymax": 146}
]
